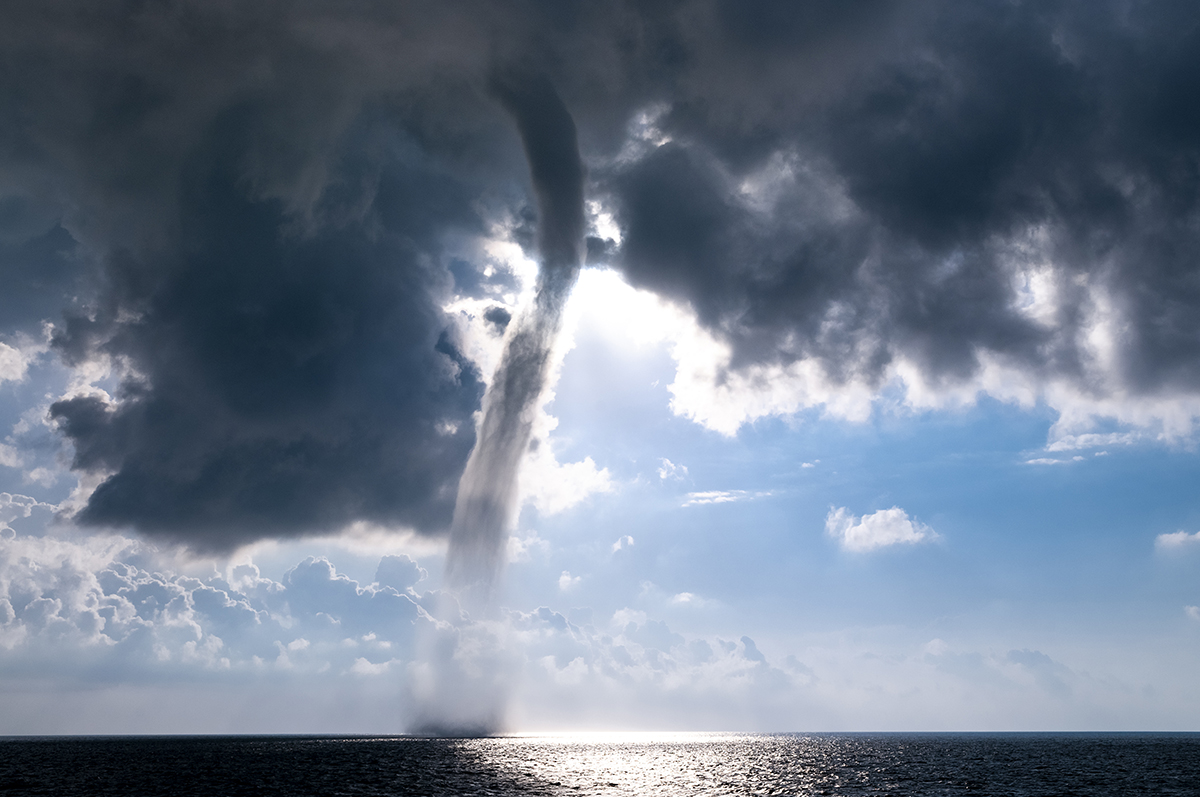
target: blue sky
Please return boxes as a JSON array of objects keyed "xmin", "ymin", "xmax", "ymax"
[
  {"xmin": 4, "ymin": 264, "xmax": 1199, "ymax": 732},
  {"xmin": 3, "ymin": 0, "xmax": 1200, "ymax": 733}
]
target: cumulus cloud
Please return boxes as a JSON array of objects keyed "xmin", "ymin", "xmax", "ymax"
[
  {"xmin": 826, "ymin": 506, "xmax": 935, "ymax": 552},
  {"xmin": 1156, "ymin": 530, "xmax": 1200, "ymax": 551},
  {"xmin": 2, "ymin": 520, "xmax": 1194, "ymax": 732},
  {"xmin": 0, "ymin": 534, "xmax": 439, "ymax": 679},
  {"xmin": 0, "ymin": 492, "xmax": 53, "ymax": 536},
  {"xmin": 519, "ymin": 442, "xmax": 613, "ymax": 518},
  {"xmin": 0, "ymin": 520, "xmax": 805, "ymax": 731}
]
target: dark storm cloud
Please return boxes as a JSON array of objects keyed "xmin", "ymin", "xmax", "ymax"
[
  {"xmin": 0, "ymin": 225, "xmax": 87, "ymax": 335},
  {"xmin": 48, "ymin": 104, "xmax": 488, "ymax": 549},
  {"xmin": 0, "ymin": 1, "xmax": 518, "ymax": 548},
  {"xmin": 2, "ymin": 0, "xmax": 1199, "ymax": 546},
  {"xmin": 601, "ymin": 0, "xmax": 1200, "ymax": 393},
  {"xmin": 489, "ymin": 71, "xmax": 587, "ymax": 274}
]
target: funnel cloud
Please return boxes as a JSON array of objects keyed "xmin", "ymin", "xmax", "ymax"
[{"xmin": 445, "ymin": 74, "xmax": 586, "ymax": 600}]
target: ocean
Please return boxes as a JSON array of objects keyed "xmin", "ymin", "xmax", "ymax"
[{"xmin": 1, "ymin": 733, "xmax": 1196, "ymax": 795}]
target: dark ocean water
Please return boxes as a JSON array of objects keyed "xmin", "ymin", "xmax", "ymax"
[{"xmin": 1, "ymin": 733, "xmax": 1197, "ymax": 796}]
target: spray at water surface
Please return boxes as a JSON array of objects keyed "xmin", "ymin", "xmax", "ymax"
[{"xmin": 445, "ymin": 73, "xmax": 586, "ymax": 605}]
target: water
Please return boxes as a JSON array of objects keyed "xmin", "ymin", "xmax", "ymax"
[{"xmin": 1, "ymin": 733, "xmax": 1197, "ymax": 795}]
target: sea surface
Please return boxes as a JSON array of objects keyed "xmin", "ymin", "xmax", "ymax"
[{"xmin": 1, "ymin": 732, "xmax": 1197, "ymax": 796}]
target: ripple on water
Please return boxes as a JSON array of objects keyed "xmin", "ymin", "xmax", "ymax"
[{"xmin": 1, "ymin": 732, "xmax": 1197, "ymax": 796}]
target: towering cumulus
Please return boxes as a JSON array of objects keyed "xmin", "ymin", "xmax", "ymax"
[{"xmin": 445, "ymin": 74, "xmax": 585, "ymax": 604}]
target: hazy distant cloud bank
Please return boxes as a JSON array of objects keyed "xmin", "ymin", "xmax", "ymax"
[
  {"xmin": 3, "ymin": 0, "xmax": 1200, "ymax": 547},
  {"xmin": 0, "ymin": 514, "xmax": 796, "ymax": 731},
  {"xmin": 1, "ymin": 515, "xmax": 1170, "ymax": 733}
]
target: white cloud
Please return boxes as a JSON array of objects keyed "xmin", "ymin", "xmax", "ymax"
[
  {"xmin": 0, "ymin": 444, "xmax": 20, "ymax": 469},
  {"xmin": 22, "ymin": 467, "xmax": 58, "ymax": 487},
  {"xmin": 508, "ymin": 532, "xmax": 550, "ymax": 563},
  {"xmin": 1046, "ymin": 432, "xmax": 1142, "ymax": 451},
  {"xmin": 557, "ymin": 571, "xmax": 582, "ymax": 591},
  {"xmin": 349, "ymin": 657, "xmax": 395, "ymax": 676},
  {"xmin": 0, "ymin": 328, "xmax": 51, "ymax": 387},
  {"xmin": 562, "ymin": 267, "xmax": 1200, "ymax": 453},
  {"xmin": 682, "ymin": 489, "xmax": 772, "ymax": 507},
  {"xmin": 1156, "ymin": 530, "xmax": 1200, "ymax": 551},
  {"xmin": 0, "ymin": 492, "xmax": 53, "ymax": 536},
  {"xmin": 611, "ymin": 535, "xmax": 635, "ymax": 553},
  {"xmin": 684, "ymin": 490, "xmax": 739, "ymax": 506},
  {"xmin": 1024, "ymin": 456, "xmax": 1084, "ymax": 465},
  {"xmin": 1185, "ymin": 606, "xmax": 1200, "ymax": 622},
  {"xmin": 521, "ymin": 450, "xmax": 612, "ymax": 516},
  {"xmin": 826, "ymin": 506, "xmax": 936, "ymax": 552},
  {"xmin": 586, "ymin": 199, "xmax": 622, "ymax": 246},
  {"xmin": 669, "ymin": 592, "xmax": 713, "ymax": 608},
  {"xmin": 0, "ymin": 526, "xmax": 824, "ymax": 731},
  {"xmin": 2, "ymin": 524, "xmax": 1198, "ymax": 733},
  {"xmin": 657, "ymin": 458, "xmax": 688, "ymax": 480},
  {"xmin": 509, "ymin": 274, "xmax": 614, "ymax": 518},
  {"xmin": 668, "ymin": 329, "xmax": 876, "ymax": 435}
]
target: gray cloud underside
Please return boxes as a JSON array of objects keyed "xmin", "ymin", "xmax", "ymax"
[{"xmin": 1, "ymin": 0, "xmax": 1198, "ymax": 545}]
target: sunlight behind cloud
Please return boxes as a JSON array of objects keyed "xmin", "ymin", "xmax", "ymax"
[{"xmin": 560, "ymin": 266, "xmax": 1200, "ymax": 452}]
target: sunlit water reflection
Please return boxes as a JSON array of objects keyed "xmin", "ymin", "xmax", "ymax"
[{"xmin": 2, "ymin": 732, "xmax": 1197, "ymax": 795}]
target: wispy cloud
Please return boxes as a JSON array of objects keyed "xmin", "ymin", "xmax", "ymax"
[
  {"xmin": 1024, "ymin": 456, "xmax": 1085, "ymax": 465},
  {"xmin": 0, "ymin": 444, "xmax": 20, "ymax": 469},
  {"xmin": 0, "ymin": 329, "xmax": 51, "ymax": 387},
  {"xmin": 1046, "ymin": 432, "xmax": 1142, "ymax": 452},
  {"xmin": 657, "ymin": 458, "xmax": 688, "ymax": 480},
  {"xmin": 683, "ymin": 490, "xmax": 772, "ymax": 507}
]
